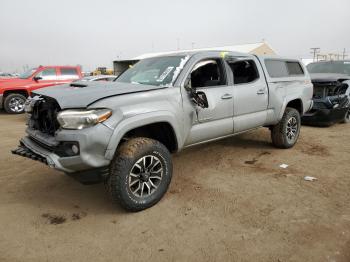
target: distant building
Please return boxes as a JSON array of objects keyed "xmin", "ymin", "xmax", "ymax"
[{"xmin": 113, "ymin": 42, "xmax": 276, "ymax": 75}]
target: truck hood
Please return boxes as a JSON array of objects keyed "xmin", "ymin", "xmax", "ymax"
[
  {"xmin": 310, "ymin": 73, "xmax": 350, "ymax": 83},
  {"xmin": 0, "ymin": 77, "xmax": 17, "ymax": 83},
  {"xmin": 33, "ymin": 81, "xmax": 167, "ymax": 109}
]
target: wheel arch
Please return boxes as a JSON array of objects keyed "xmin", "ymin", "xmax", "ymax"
[
  {"xmin": 286, "ymin": 99, "xmax": 303, "ymax": 114},
  {"xmin": 105, "ymin": 111, "xmax": 181, "ymax": 160},
  {"xmin": 3, "ymin": 89, "xmax": 30, "ymax": 98},
  {"xmin": 278, "ymin": 98, "xmax": 303, "ymax": 121},
  {"xmin": 2, "ymin": 89, "xmax": 29, "ymax": 112}
]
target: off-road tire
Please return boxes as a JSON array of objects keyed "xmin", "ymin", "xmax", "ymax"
[
  {"xmin": 271, "ymin": 107, "xmax": 301, "ymax": 149},
  {"xmin": 105, "ymin": 137, "xmax": 173, "ymax": 212},
  {"xmin": 4, "ymin": 93, "xmax": 26, "ymax": 114}
]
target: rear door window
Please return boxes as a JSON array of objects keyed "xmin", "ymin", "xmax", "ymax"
[
  {"xmin": 60, "ymin": 68, "xmax": 79, "ymax": 79},
  {"xmin": 228, "ymin": 60, "xmax": 260, "ymax": 84}
]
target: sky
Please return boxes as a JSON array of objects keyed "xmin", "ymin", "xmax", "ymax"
[{"xmin": 0, "ymin": 0, "xmax": 349, "ymax": 72}]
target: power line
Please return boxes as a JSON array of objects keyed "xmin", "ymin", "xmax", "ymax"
[{"xmin": 310, "ymin": 47, "xmax": 320, "ymax": 62}]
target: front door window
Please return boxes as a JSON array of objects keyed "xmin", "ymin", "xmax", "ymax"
[{"xmin": 35, "ymin": 68, "xmax": 57, "ymax": 80}]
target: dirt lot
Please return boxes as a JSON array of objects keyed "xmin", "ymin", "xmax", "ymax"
[{"xmin": 0, "ymin": 113, "xmax": 349, "ymax": 262}]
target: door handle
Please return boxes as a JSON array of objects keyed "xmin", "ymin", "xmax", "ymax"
[
  {"xmin": 221, "ymin": 93, "xmax": 233, "ymax": 99},
  {"xmin": 257, "ymin": 89, "xmax": 266, "ymax": 95}
]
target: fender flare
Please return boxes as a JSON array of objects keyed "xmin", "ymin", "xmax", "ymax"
[
  {"xmin": 104, "ymin": 111, "xmax": 182, "ymax": 160},
  {"xmin": 278, "ymin": 96, "xmax": 303, "ymax": 121},
  {"xmin": 1, "ymin": 89, "xmax": 29, "ymax": 108},
  {"xmin": 3, "ymin": 88, "xmax": 30, "ymax": 96}
]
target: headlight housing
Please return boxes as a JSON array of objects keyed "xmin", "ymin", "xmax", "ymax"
[{"xmin": 57, "ymin": 109, "xmax": 112, "ymax": 130}]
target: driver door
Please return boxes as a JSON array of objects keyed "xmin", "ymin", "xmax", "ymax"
[
  {"xmin": 184, "ymin": 58, "xmax": 234, "ymax": 145},
  {"xmin": 29, "ymin": 68, "xmax": 59, "ymax": 92}
]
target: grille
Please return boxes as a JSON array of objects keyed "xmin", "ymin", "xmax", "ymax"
[{"xmin": 30, "ymin": 96, "xmax": 61, "ymax": 135}]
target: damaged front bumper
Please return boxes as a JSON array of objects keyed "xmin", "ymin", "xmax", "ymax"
[
  {"xmin": 302, "ymin": 96, "xmax": 349, "ymax": 126},
  {"xmin": 12, "ymin": 123, "xmax": 114, "ymax": 184},
  {"xmin": 13, "ymin": 136, "xmax": 83, "ymax": 173},
  {"xmin": 301, "ymin": 107, "xmax": 349, "ymax": 126}
]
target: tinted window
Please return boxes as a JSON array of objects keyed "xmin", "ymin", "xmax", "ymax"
[
  {"xmin": 36, "ymin": 68, "xmax": 57, "ymax": 80},
  {"xmin": 265, "ymin": 60, "xmax": 304, "ymax": 78},
  {"xmin": 190, "ymin": 59, "xmax": 227, "ymax": 88},
  {"xmin": 307, "ymin": 61, "xmax": 350, "ymax": 75},
  {"xmin": 60, "ymin": 68, "xmax": 79, "ymax": 79},
  {"xmin": 265, "ymin": 60, "xmax": 289, "ymax": 78},
  {"xmin": 228, "ymin": 60, "xmax": 259, "ymax": 84},
  {"xmin": 286, "ymin": 62, "xmax": 304, "ymax": 75}
]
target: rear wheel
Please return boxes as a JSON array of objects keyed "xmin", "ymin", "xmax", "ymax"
[
  {"xmin": 4, "ymin": 93, "xmax": 26, "ymax": 114},
  {"xmin": 271, "ymin": 107, "xmax": 301, "ymax": 149},
  {"xmin": 105, "ymin": 137, "xmax": 173, "ymax": 212}
]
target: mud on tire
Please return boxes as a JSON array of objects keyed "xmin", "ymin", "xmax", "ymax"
[
  {"xmin": 271, "ymin": 107, "xmax": 301, "ymax": 149},
  {"xmin": 105, "ymin": 137, "xmax": 173, "ymax": 212}
]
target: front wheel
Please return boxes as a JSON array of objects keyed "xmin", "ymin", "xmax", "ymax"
[
  {"xmin": 4, "ymin": 93, "xmax": 27, "ymax": 114},
  {"xmin": 271, "ymin": 107, "xmax": 301, "ymax": 149},
  {"xmin": 105, "ymin": 137, "xmax": 173, "ymax": 212}
]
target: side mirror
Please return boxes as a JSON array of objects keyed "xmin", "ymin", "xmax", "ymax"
[
  {"xmin": 194, "ymin": 91, "xmax": 209, "ymax": 108},
  {"xmin": 33, "ymin": 76, "xmax": 42, "ymax": 81}
]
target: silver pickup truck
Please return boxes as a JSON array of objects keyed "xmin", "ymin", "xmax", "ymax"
[{"xmin": 12, "ymin": 51, "xmax": 313, "ymax": 211}]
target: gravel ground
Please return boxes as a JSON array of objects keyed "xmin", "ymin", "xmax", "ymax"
[{"xmin": 0, "ymin": 113, "xmax": 349, "ymax": 262}]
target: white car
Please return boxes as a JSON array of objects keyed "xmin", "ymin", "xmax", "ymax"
[{"xmin": 78, "ymin": 75, "xmax": 117, "ymax": 82}]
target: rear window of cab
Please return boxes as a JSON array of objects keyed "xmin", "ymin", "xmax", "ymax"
[{"xmin": 265, "ymin": 59, "xmax": 304, "ymax": 78}]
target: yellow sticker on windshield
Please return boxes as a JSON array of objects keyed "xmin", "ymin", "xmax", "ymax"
[{"xmin": 220, "ymin": 51, "xmax": 228, "ymax": 58}]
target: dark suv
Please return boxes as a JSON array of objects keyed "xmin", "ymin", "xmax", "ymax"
[{"xmin": 302, "ymin": 60, "xmax": 350, "ymax": 126}]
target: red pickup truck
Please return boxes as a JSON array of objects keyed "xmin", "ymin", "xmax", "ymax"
[{"xmin": 0, "ymin": 65, "xmax": 82, "ymax": 113}]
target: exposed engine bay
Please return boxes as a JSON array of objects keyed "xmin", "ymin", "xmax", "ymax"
[
  {"xmin": 25, "ymin": 95, "xmax": 61, "ymax": 136},
  {"xmin": 302, "ymin": 75, "xmax": 350, "ymax": 126},
  {"xmin": 312, "ymin": 79, "xmax": 350, "ymax": 110}
]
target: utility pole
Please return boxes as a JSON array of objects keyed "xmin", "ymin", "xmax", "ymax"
[
  {"xmin": 191, "ymin": 42, "xmax": 195, "ymax": 49},
  {"xmin": 328, "ymin": 53, "xmax": 333, "ymax": 61},
  {"xmin": 176, "ymin": 38, "xmax": 180, "ymax": 50},
  {"xmin": 310, "ymin": 47, "xmax": 320, "ymax": 62},
  {"xmin": 343, "ymin": 48, "xmax": 348, "ymax": 60}
]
